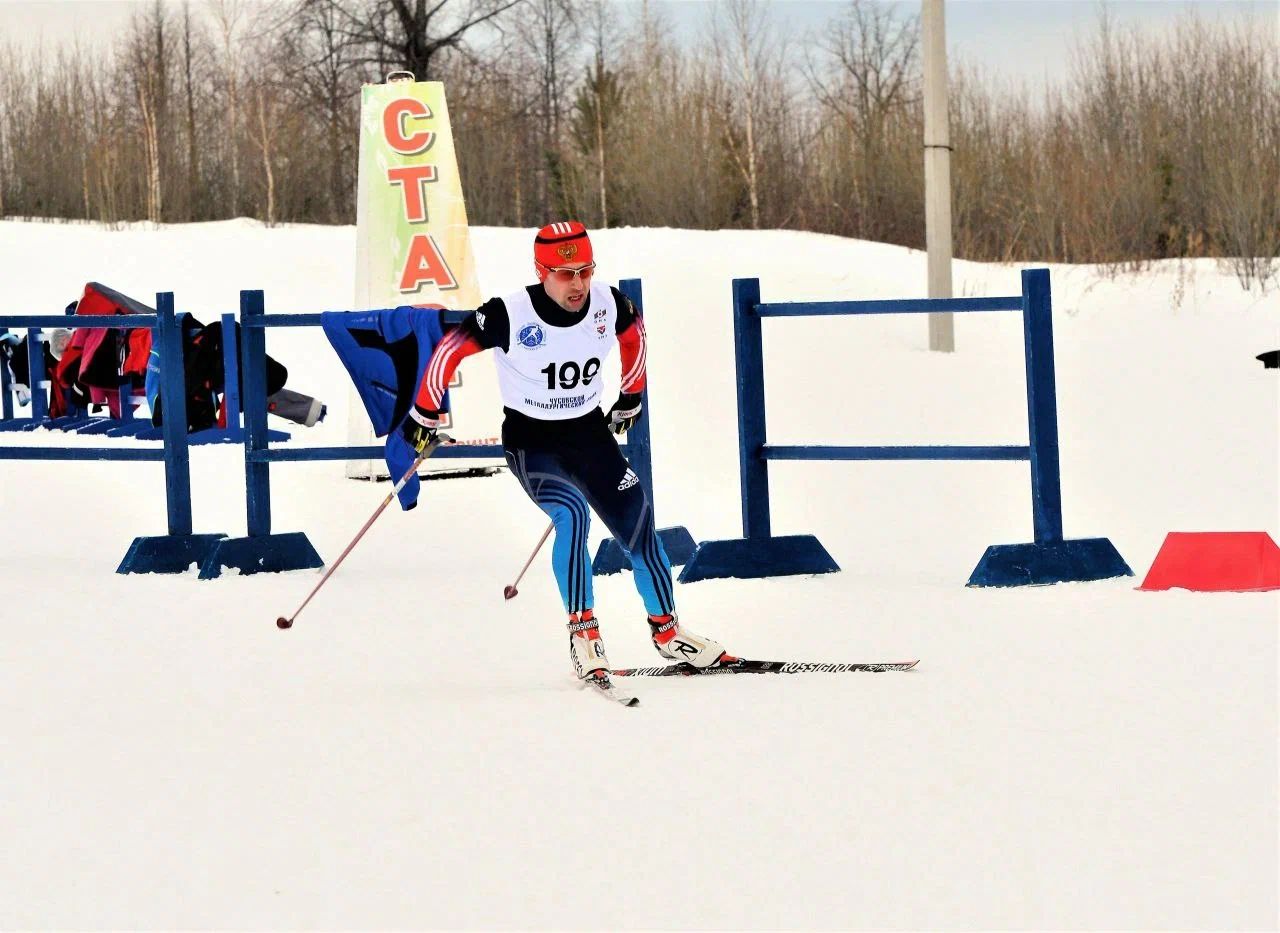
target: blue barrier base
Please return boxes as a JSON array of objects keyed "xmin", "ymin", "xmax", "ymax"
[
  {"xmin": 592, "ymin": 526, "xmax": 697, "ymax": 575},
  {"xmin": 967, "ymin": 537, "xmax": 1133, "ymax": 587},
  {"xmin": 197, "ymin": 531, "xmax": 324, "ymax": 580},
  {"xmin": 117, "ymin": 533, "xmax": 229, "ymax": 574},
  {"xmin": 68, "ymin": 419, "xmax": 125, "ymax": 435},
  {"xmin": 103, "ymin": 422, "xmax": 153, "ymax": 438},
  {"xmin": 677, "ymin": 534, "xmax": 840, "ymax": 583}
]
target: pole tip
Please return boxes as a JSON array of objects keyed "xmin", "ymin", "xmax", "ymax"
[
  {"xmin": 503, "ymin": 586, "xmax": 517, "ymax": 600},
  {"xmin": 276, "ymin": 616, "xmax": 293, "ymax": 629}
]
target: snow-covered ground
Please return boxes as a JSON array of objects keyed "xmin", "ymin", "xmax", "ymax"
[{"xmin": 1, "ymin": 219, "xmax": 1276, "ymax": 930}]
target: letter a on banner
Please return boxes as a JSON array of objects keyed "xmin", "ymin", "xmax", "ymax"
[{"xmin": 348, "ymin": 75, "xmax": 500, "ymax": 478}]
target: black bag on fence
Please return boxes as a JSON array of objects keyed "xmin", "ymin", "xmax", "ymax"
[
  {"xmin": 0, "ymin": 333, "xmax": 56, "ymax": 392},
  {"xmin": 152, "ymin": 317, "xmax": 289, "ymax": 431}
]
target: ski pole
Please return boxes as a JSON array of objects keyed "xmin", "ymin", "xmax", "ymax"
[
  {"xmin": 276, "ymin": 435, "xmax": 451, "ymax": 630},
  {"xmin": 503, "ymin": 521, "xmax": 554, "ymax": 600}
]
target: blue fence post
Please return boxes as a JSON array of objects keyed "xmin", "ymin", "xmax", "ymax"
[
  {"xmin": 185, "ymin": 310, "xmax": 280, "ymax": 446},
  {"xmin": 592, "ymin": 278, "xmax": 697, "ymax": 574},
  {"xmin": 117, "ymin": 382, "xmax": 134, "ymax": 422},
  {"xmin": 967, "ymin": 268, "xmax": 1131, "ymax": 586},
  {"xmin": 157, "ymin": 294, "xmax": 193, "ymax": 535},
  {"xmin": 733, "ymin": 278, "xmax": 770, "ymax": 539},
  {"xmin": 220, "ymin": 312, "xmax": 242, "ymax": 437},
  {"xmin": 196, "ymin": 289, "xmax": 322, "ymax": 579},
  {"xmin": 241, "ymin": 290, "xmax": 272, "ymax": 536},
  {"xmin": 1, "ymin": 328, "xmax": 12, "ymax": 420},
  {"xmin": 677, "ymin": 278, "xmax": 838, "ymax": 583},
  {"xmin": 1021, "ymin": 267, "xmax": 1064, "ymax": 544},
  {"xmin": 25, "ymin": 327, "xmax": 47, "ymax": 421},
  {"xmin": 116, "ymin": 292, "xmax": 227, "ymax": 573}
]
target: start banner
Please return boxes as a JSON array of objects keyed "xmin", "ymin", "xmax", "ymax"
[{"xmin": 347, "ymin": 75, "xmax": 502, "ymax": 477}]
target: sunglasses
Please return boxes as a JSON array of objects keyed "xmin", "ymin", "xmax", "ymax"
[{"xmin": 538, "ymin": 261, "xmax": 596, "ymax": 284}]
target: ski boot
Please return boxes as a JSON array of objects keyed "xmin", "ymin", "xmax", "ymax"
[
  {"xmin": 567, "ymin": 609, "xmax": 611, "ymax": 681},
  {"xmin": 648, "ymin": 613, "xmax": 727, "ymax": 668}
]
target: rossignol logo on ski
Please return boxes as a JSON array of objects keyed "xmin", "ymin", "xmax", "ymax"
[{"xmin": 617, "ymin": 468, "xmax": 639, "ymax": 491}]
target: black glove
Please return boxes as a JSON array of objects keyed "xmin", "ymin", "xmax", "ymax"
[
  {"xmin": 401, "ymin": 405, "xmax": 442, "ymax": 453},
  {"xmin": 607, "ymin": 392, "xmax": 642, "ymax": 435}
]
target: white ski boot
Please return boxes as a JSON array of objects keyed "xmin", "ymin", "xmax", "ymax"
[
  {"xmin": 567, "ymin": 610, "xmax": 610, "ymax": 680},
  {"xmin": 648, "ymin": 613, "xmax": 727, "ymax": 668}
]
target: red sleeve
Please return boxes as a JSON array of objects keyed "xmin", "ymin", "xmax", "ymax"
[
  {"xmin": 414, "ymin": 326, "xmax": 484, "ymax": 412},
  {"xmin": 617, "ymin": 317, "xmax": 647, "ymax": 394}
]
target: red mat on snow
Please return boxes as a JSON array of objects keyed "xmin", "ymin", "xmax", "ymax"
[{"xmin": 1138, "ymin": 531, "xmax": 1280, "ymax": 592}]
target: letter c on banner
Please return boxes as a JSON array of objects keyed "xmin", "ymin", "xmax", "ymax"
[{"xmin": 384, "ymin": 98, "xmax": 436, "ymax": 155}]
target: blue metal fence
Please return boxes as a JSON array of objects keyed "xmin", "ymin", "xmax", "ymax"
[
  {"xmin": 1, "ymin": 304, "xmax": 273, "ymax": 445},
  {"xmin": 678, "ymin": 268, "xmax": 1133, "ymax": 587},
  {"xmin": 0, "ymin": 296, "xmax": 227, "ymax": 572}
]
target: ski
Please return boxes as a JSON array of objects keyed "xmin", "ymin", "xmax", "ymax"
[
  {"xmin": 582, "ymin": 673, "xmax": 640, "ymax": 706},
  {"xmin": 611, "ymin": 657, "xmax": 919, "ymax": 677}
]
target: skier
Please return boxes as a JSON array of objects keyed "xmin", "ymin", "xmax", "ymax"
[{"xmin": 401, "ymin": 221, "xmax": 728, "ymax": 687}]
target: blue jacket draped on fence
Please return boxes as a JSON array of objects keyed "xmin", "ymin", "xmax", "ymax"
[{"xmin": 322, "ymin": 307, "xmax": 448, "ymax": 510}]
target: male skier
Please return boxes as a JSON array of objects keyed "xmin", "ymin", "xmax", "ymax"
[{"xmin": 402, "ymin": 222, "xmax": 727, "ymax": 687}]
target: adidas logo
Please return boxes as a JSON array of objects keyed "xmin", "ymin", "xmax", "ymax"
[{"xmin": 617, "ymin": 468, "xmax": 639, "ymax": 491}]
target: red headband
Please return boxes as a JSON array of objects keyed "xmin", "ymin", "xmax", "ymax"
[{"xmin": 534, "ymin": 221, "xmax": 592, "ymax": 281}]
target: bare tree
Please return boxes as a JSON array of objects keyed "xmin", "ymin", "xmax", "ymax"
[
  {"xmin": 1198, "ymin": 20, "xmax": 1279, "ymax": 287},
  {"xmin": 123, "ymin": 2, "xmax": 170, "ymax": 223},
  {"xmin": 516, "ymin": 0, "xmax": 578, "ymax": 218},
  {"xmin": 710, "ymin": 0, "xmax": 785, "ymax": 229},
  {"xmin": 571, "ymin": 40, "xmax": 623, "ymax": 225},
  {"xmin": 579, "ymin": 1, "xmax": 619, "ymax": 227},
  {"xmin": 209, "ymin": 0, "xmax": 246, "ymax": 215},
  {"xmin": 248, "ymin": 80, "xmax": 279, "ymax": 224},
  {"xmin": 806, "ymin": 0, "xmax": 919, "ymax": 239},
  {"xmin": 177, "ymin": 2, "xmax": 208, "ymax": 220},
  {"xmin": 444, "ymin": 52, "xmax": 538, "ymax": 226},
  {"xmin": 281, "ymin": 0, "xmax": 366, "ymax": 222},
  {"xmin": 0, "ymin": 47, "xmax": 12, "ymax": 218},
  {"xmin": 350, "ymin": 0, "xmax": 524, "ymax": 81}
]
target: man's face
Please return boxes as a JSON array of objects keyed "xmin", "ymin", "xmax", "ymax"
[{"xmin": 540, "ymin": 262, "xmax": 595, "ymax": 313}]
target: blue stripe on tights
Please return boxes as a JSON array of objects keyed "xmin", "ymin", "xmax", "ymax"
[{"xmin": 536, "ymin": 485, "xmax": 591, "ymax": 612}]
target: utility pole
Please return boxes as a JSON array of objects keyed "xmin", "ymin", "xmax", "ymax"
[{"xmin": 923, "ymin": 0, "xmax": 955, "ymax": 352}]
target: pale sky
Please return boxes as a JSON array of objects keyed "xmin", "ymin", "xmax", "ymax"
[
  {"xmin": 0, "ymin": 0, "xmax": 1274, "ymax": 94},
  {"xmin": 662, "ymin": 0, "xmax": 1277, "ymax": 93}
]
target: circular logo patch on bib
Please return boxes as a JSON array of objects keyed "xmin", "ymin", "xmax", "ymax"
[{"xmin": 517, "ymin": 323, "xmax": 546, "ymax": 348}]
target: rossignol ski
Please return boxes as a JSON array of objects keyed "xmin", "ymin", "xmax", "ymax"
[
  {"xmin": 583, "ymin": 672, "xmax": 640, "ymax": 706},
  {"xmin": 611, "ymin": 658, "xmax": 919, "ymax": 677}
]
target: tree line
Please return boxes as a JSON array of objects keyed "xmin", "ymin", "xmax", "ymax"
[{"xmin": 0, "ymin": 0, "xmax": 1275, "ymax": 286}]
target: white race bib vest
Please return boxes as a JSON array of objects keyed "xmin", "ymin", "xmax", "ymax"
[{"xmin": 496, "ymin": 284, "xmax": 618, "ymax": 419}]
